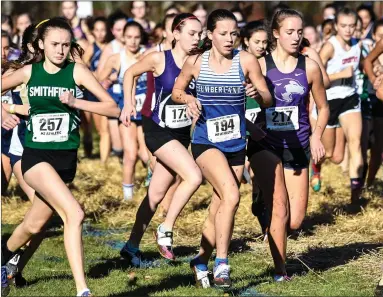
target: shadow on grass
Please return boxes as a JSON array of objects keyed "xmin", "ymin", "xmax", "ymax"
[
  {"xmin": 291, "ymin": 199, "xmax": 370, "ymax": 239},
  {"xmin": 88, "ymin": 248, "xmax": 194, "ymax": 279},
  {"xmin": 110, "ymin": 272, "xmax": 194, "ymax": 297},
  {"xmin": 286, "ymin": 241, "xmax": 381, "ymax": 274},
  {"xmin": 26, "ymin": 274, "xmax": 74, "ymax": 286}
]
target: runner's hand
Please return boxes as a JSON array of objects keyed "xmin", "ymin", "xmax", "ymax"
[
  {"xmin": 60, "ymin": 91, "xmax": 76, "ymax": 107},
  {"xmin": 310, "ymin": 136, "xmax": 325, "ymax": 164},
  {"xmin": 1, "ymin": 113, "xmax": 20, "ymax": 130},
  {"xmin": 186, "ymin": 96, "xmax": 201, "ymax": 120},
  {"xmin": 243, "ymin": 81, "xmax": 258, "ymax": 99},
  {"xmin": 120, "ymin": 104, "xmax": 136, "ymax": 127}
]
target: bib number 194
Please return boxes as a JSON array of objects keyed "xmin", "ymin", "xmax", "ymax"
[{"xmin": 207, "ymin": 114, "xmax": 241, "ymax": 143}]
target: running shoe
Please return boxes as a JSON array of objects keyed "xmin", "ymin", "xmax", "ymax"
[
  {"xmin": 120, "ymin": 244, "xmax": 154, "ymax": 269},
  {"xmin": 154, "ymin": 225, "xmax": 175, "ymax": 260},
  {"xmin": 6, "ymin": 252, "xmax": 21, "ymax": 279},
  {"xmin": 274, "ymin": 274, "xmax": 292, "ymax": 282},
  {"xmin": 77, "ymin": 289, "xmax": 93, "ymax": 297},
  {"xmin": 1, "ymin": 266, "xmax": 10, "ymax": 297},
  {"xmin": 310, "ymin": 172, "xmax": 321, "ymax": 192},
  {"xmin": 213, "ymin": 264, "xmax": 231, "ymax": 288},
  {"xmin": 12, "ymin": 273, "xmax": 27, "ymax": 288},
  {"xmin": 190, "ymin": 260, "xmax": 210, "ymax": 288}
]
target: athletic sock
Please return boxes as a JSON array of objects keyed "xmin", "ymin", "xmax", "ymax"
[
  {"xmin": 191, "ymin": 256, "xmax": 208, "ymax": 271},
  {"xmin": 112, "ymin": 148, "xmax": 123, "ymax": 158},
  {"xmin": 122, "ymin": 183, "xmax": 134, "ymax": 201},
  {"xmin": 126, "ymin": 241, "xmax": 139, "ymax": 253},
  {"xmin": 214, "ymin": 257, "xmax": 228, "ymax": 268}
]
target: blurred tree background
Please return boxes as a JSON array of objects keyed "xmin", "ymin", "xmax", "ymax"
[{"xmin": 2, "ymin": 1, "xmax": 382, "ymax": 27}]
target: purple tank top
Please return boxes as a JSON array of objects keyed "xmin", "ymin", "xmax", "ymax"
[
  {"xmin": 258, "ymin": 54, "xmax": 310, "ymax": 148},
  {"xmin": 152, "ymin": 50, "xmax": 196, "ymax": 135}
]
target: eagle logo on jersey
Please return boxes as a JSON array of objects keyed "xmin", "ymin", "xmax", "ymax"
[{"xmin": 273, "ymin": 78, "xmax": 306, "ymax": 103}]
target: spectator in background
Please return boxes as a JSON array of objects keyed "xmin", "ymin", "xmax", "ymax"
[
  {"xmin": 12, "ymin": 13, "xmax": 32, "ymax": 49},
  {"xmin": 1, "ymin": 30, "xmax": 19, "ymax": 61},
  {"xmin": 304, "ymin": 25, "xmax": 322, "ymax": 52},
  {"xmin": 354, "ymin": 15, "xmax": 363, "ymax": 39},
  {"xmin": 1, "ymin": 14, "xmax": 13, "ymax": 36},
  {"xmin": 192, "ymin": 3, "xmax": 208, "ymax": 39},
  {"xmin": 231, "ymin": 7, "xmax": 246, "ymax": 28},
  {"xmin": 165, "ymin": 4, "xmax": 180, "ymax": 16},
  {"xmin": 323, "ymin": 3, "xmax": 337, "ymax": 20},
  {"xmin": 129, "ymin": 1, "xmax": 155, "ymax": 33},
  {"xmin": 321, "ymin": 18, "xmax": 335, "ymax": 43},
  {"xmin": 151, "ymin": 23, "xmax": 163, "ymax": 45},
  {"xmin": 357, "ymin": 4, "xmax": 376, "ymax": 43},
  {"xmin": 61, "ymin": 1, "xmax": 90, "ymax": 50}
]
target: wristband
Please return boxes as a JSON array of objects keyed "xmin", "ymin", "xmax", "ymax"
[{"xmin": 9, "ymin": 104, "xmax": 16, "ymax": 114}]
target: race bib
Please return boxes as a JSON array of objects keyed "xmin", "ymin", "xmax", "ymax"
[
  {"xmin": 135, "ymin": 93, "xmax": 145, "ymax": 112},
  {"xmin": 245, "ymin": 107, "xmax": 261, "ymax": 123},
  {"xmin": 165, "ymin": 105, "xmax": 191, "ymax": 129},
  {"xmin": 32, "ymin": 113, "xmax": 70, "ymax": 142},
  {"xmin": 112, "ymin": 84, "xmax": 122, "ymax": 94},
  {"xmin": 207, "ymin": 114, "xmax": 241, "ymax": 143},
  {"xmin": 266, "ymin": 106, "xmax": 299, "ymax": 131},
  {"xmin": 1, "ymin": 95, "xmax": 13, "ymax": 104}
]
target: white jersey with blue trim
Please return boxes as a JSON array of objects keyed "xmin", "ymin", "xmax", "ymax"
[{"xmin": 192, "ymin": 49, "xmax": 246, "ymax": 152}]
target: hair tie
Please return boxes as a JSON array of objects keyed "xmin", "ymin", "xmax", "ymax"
[
  {"xmin": 173, "ymin": 16, "xmax": 199, "ymax": 32},
  {"xmin": 36, "ymin": 19, "xmax": 50, "ymax": 28}
]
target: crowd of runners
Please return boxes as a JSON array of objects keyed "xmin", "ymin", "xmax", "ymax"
[{"xmin": 1, "ymin": 1, "xmax": 382, "ymax": 296}]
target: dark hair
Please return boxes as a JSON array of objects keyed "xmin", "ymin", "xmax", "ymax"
[
  {"xmin": 335, "ymin": 7, "xmax": 357, "ymax": 25},
  {"xmin": 162, "ymin": 13, "xmax": 177, "ymax": 30},
  {"xmin": 37, "ymin": 17, "xmax": 84, "ymax": 60},
  {"xmin": 1, "ymin": 14, "xmax": 13, "ymax": 30},
  {"xmin": 357, "ymin": 4, "xmax": 376, "ymax": 24},
  {"xmin": 324, "ymin": 3, "xmax": 336, "ymax": 12},
  {"xmin": 190, "ymin": 9, "xmax": 236, "ymax": 55},
  {"xmin": 171, "ymin": 13, "xmax": 200, "ymax": 49},
  {"xmin": 88, "ymin": 16, "xmax": 110, "ymax": 43},
  {"xmin": 123, "ymin": 21, "xmax": 147, "ymax": 45},
  {"xmin": 269, "ymin": 8, "xmax": 304, "ymax": 51},
  {"xmin": 107, "ymin": 10, "xmax": 128, "ymax": 30},
  {"xmin": 299, "ymin": 37, "xmax": 310, "ymax": 51},
  {"xmin": 165, "ymin": 4, "xmax": 180, "ymax": 15},
  {"xmin": 240, "ymin": 20, "xmax": 269, "ymax": 51},
  {"xmin": 373, "ymin": 19, "xmax": 383, "ymax": 35},
  {"xmin": 4, "ymin": 24, "xmax": 41, "ymax": 71}
]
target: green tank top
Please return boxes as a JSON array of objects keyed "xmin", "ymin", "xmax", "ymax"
[
  {"xmin": 245, "ymin": 96, "xmax": 261, "ymax": 136},
  {"xmin": 25, "ymin": 61, "xmax": 81, "ymax": 150}
]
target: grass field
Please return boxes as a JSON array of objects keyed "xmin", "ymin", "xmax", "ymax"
[{"xmin": 2, "ymin": 143, "xmax": 383, "ymax": 296}]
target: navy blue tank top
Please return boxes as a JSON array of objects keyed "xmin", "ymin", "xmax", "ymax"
[
  {"xmin": 192, "ymin": 50, "xmax": 246, "ymax": 152},
  {"xmin": 90, "ymin": 43, "xmax": 102, "ymax": 72},
  {"xmin": 152, "ymin": 50, "xmax": 196, "ymax": 135}
]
